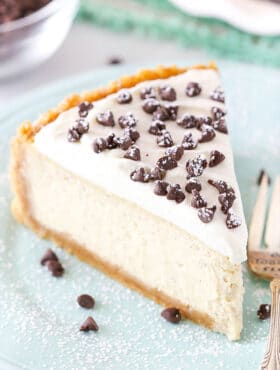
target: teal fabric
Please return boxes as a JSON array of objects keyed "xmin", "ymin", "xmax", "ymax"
[{"xmin": 78, "ymin": 0, "xmax": 280, "ymax": 68}]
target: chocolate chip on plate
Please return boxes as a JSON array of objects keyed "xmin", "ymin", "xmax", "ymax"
[
  {"xmin": 92, "ymin": 137, "xmax": 107, "ymax": 153},
  {"xmin": 186, "ymin": 155, "xmax": 207, "ymax": 178},
  {"xmin": 196, "ymin": 116, "xmax": 212, "ymax": 130},
  {"xmin": 212, "ymin": 117, "xmax": 228, "ymax": 134},
  {"xmin": 191, "ymin": 189, "xmax": 207, "ymax": 208},
  {"xmin": 142, "ymin": 98, "xmax": 160, "ymax": 114},
  {"xmin": 185, "ymin": 178, "xmax": 202, "ymax": 193},
  {"xmin": 226, "ymin": 209, "xmax": 241, "ymax": 229},
  {"xmin": 124, "ymin": 127, "xmax": 140, "ymax": 143},
  {"xmin": 154, "ymin": 180, "xmax": 169, "ymax": 196},
  {"xmin": 116, "ymin": 89, "xmax": 132, "ymax": 104},
  {"xmin": 257, "ymin": 304, "xmax": 271, "ymax": 320},
  {"xmin": 181, "ymin": 132, "xmax": 197, "ymax": 150},
  {"xmin": 40, "ymin": 249, "xmax": 58, "ymax": 266},
  {"xmin": 198, "ymin": 206, "xmax": 216, "ymax": 223},
  {"xmin": 210, "ymin": 87, "xmax": 225, "ymax": 103},
  {"xmin": 77, "ymin": 294, "xmax": 95, "ymax": 309},
  {"xmin": 186, "ymin": 82, "xmax": 201, "ymax": 97},
  {"xmin": 198, "ymin": 125, "xmax": 216, "ymax": 143},
  {"xmin": 209, "ymin": 150, "xmax": 225, "ymax": 167},
  {"xmin": 105, "ymin": 133, "xmax": 119, "ymax": 149},
  {"xmin": 80, "ymin": 316, "xmax": 99, "ymax": 332},
  {"xmin": 219, "ymin": 190, "xmax": 236, "ymax": 214},
  {"xmin": 211, "ymin": 106, "xmax": 226, "ymax": 120},
  {"xmin": 148, "ymin": 120, "xmax": 166, "ymax": 135},
  {"xmin": 165, "ymin": 145, "xmax": 184, "ymax": 161},
  {"xmin": 177, "ymin": 114, "xmax": 197, "ymax": 129},
  {"xmin": 124, "ymin": 145, "xmax": 141, "ymax": 161},
  {"xmin": 130, "ymin": 167, "xmax": 150, "ymax": 182},
  {"xmin": 117, "ymin": 135, "xmax": 133, "ymax": 150},
  {"xmin": 152, "ymin": 105, "xmax": 170, "ymax": 121},
  {"xmin": 75, "ymin": 118, "xmax": 89, "ymax": 135},
  {"xmin": 157, "ymin": 155, "xmax": 177, "ymax": 170},
  {"xmin": 46, "ymin": 260, "xmax": 64, "ymax": 277},
  {"xmin": 158, "ymin": 85, "xmax": 176, "ymax": 101},
  {"xmin": 157, "ymin": 130, "xmax": 174, "ymax": 148},
  {"xmin": 167, "ymin": 184, "xmax": 185, "ymax": 203},
  {"xmin": 96, "ymin": 110, "xmax": 115, "ymax": 126},
  {"xmin": 108, "ymin": 57, "xmax": 122, "ymax": 65},
  {"xmin": 118, "ymin": 112, "xmax": 137, "ymax": 128},
  {"xmin": 161, "ymin": 307, "xmax": 181, "ymax": 323},
  {"xmin": 78, "ymin": 101, "xmax": 93, "ymax": 118},
  {"xmin": 150, "ymin": 166, "xmax": 166, "ymax": 181},
  {"xmin": 257, "ymin": 169, "xmax": 271, "ymax": 185},
  {"xmin": 67, "ymin": 128, "xmax": 80, "ymax": 143},
  {"xmin": 140, "ymin": 87, "xmax": 156, "ymax": 100},
  {"xmin": 208, "ymin": 179, "xmax": 231, "ymax": 193},
  {"xmin": 165, "ymin": 104, "xmax": 178, "ymax": 121}
]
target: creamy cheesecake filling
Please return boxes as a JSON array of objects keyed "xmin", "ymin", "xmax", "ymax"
[{"xmin": 34, "ymin": 69, "xmax": 247, "ymax": 264}]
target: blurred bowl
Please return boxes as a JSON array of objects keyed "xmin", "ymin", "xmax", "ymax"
[{"xmin": 0, "ymin": 0, "xmax": 79, "ymax": 80}]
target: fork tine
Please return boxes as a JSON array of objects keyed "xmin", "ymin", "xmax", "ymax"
[
  {"xmin": 265, "ymin": 175, "xmax": 280, "ymax": 252},
  {"xmin": 248, "ymin": 173, "xmax": 269, "ymax": 252}
]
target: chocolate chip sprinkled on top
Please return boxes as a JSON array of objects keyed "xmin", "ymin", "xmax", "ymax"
[
  {"xmin": 154, "ymin": 180, "xmax": 169, "ymax": 196},
  {"xmin": 198, "ymin": 206, "xmax": 216, "ymax": 223},
  {"xmin": 116, "ymin": 89, "xmax": 132, "ymax": 104},
  {"xmin": 165, "ymin": 104, "xmax": 178, "ymax": 121},
  {"xmin": 96, "ymin": 110, "xmax": 115, "ymax": 126},
  {"xmin": 152, "ymin": 105, "xmax": 170, "ymax": 121},
  {"xmin": 208, "ymin": 179, "xmax": 231, "ymax": 193},
  {"xmin": 167, "ymin": 184, "xmax": 185, "ymax": 203},
  {"xmin": 161, "ymin": 307, "xmax": 181, "ymax": 323},
  {"xmin": 78, "ymin": 101, "xmax": 93, "ymax": 118},
  {"xmin": 219, "ymin": 190, "xmax": 236, "ymax": 214},
  {"xmin": 124, "ymin": 145, "xmax": 141, "ymax": 161},
  {"xmin": 148, "ymin": 120, "xmax": 166, "ymax": 136},
  {"xmin": 212, "ymin": 117, "xmax": 228, "ymax": 134},
  {"xmin": 158, "ymin": 85, "xmax": 176, "ymax": 102},
  {"xmin": 93, "ymin": 137, "xmax": 107, "ymax": 153},
  {"xmin": 67, "ymin": 128, "xmax": 81, "ymax": 142},
  {"xmin": 181, "ymin": 132, "xmax": 197, "ymax": 150},
  {"xmin": 77, "ymin": 294, "xmax": 95, "ymax": 309},
  {"xmin": 226, "ymin": 209, "xmax": 241, "ymax": 229},
  {"xmin": 105, "ymin": 133, "xmax": 119, "ymax": 149},
  {"xmin": 157, "ymin": 155, "xmax": 177, "ymax": 170},
  {"xmin": 156, "ymin": 130, "xmax": 174, "ymax": 148},
  {"xmin": 198, "ymin": 125, "xmax": 216, "ymax": 143},
  {"xmin": 46, "ymin": 260, "xmax": 64, "ymax": 277},
  {"xmin": 191, "ymin": 189, "xmax": 207, "ymax": 208},
  {"xmin": 40, "ymin": 249, "xmax": 58, "ymax": 266},
  {"xmin": 257, "ymin": 304, "xmax": 271, "ymax": 320},
  {"xmin": 186, "ymin": 154, "xmax": 207, "ymax": 177},
  {"xmin": 130, "ymin": 167, "xmax": 150, "ymax": 182},
  {"xmin": 209, "ymin": 150, "xmax": 225, "ymax": 167},
  {"xmin": 150, "ymin": 166, "xmax": 166, "ymax": 181},
  {"xmin": 142, "ymin": 98, "xmax": 159, "ymax": 114},
  {"xmin": 75, "ymin": 118, "xmax": 89, "ymax": 135},
  {"xmin": 116, "ymin": 135, "xmax": 133, "ymax": 150},
  {"xmin": 165, "ymin": 145, "xmax": 184, "ymax": 161},
  {"xmin": 124, "ymin": 127, "xmax": 140, "ymax": 143},
  {"xmin": 185, "ymin": 178, "xmax": 202, "ymax": 193},
  {"xmin": 118, "ymin": 112, "xmax": 137, "ymax": 128},
  {"xmin": 80, "ymin": 316, "xmax": 99, "ymax": 332},
  {"xmin": 196, "ymin": 116, "xmax": 212, "ymax": 130},
  {"xmin": 177, "ymin": 114, "xmax": 196, "ymax": 129},
  {"xmin": 210, "ymin": 86, "xmax": 225, "ymax": 103},
  {"xmin": 140, "ymin": 87, "xmax": 156, "ymax": 100},
  {"xmin": 186, "ymin": 82, "xmax": 201, "ymax": 97},
  {"xmin": 211, "ymin": 106, "xmax": 226, "ymax": 120}
]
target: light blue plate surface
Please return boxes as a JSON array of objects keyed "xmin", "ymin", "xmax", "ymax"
[{"xmin": 0, "ymin": 62, "xmax": 279, "ymax": 370}]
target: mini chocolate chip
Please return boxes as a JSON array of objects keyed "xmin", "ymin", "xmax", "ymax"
[
  {"xmin": 161, "ymin": 307, "xmax": 181, "ymax": 323},
  {"xmin": 77, "ymin": 294, "xmax": 95, "ymax": 309},
  {"xmin": 118, "ymin": 112, "xmax": 137, "ymax": 128},
  {"xmin": 124, "ymin": 145, "xmax": 141, "ymax": 161},
  {"xmin": 208, "ymin": 179, "xmax": 231, "ymax": 193},
  {"xmin": 165, "ymin": 104, "xmax": 178, "ymax": 121},
  {"xmin": 75, "ymin": 118, "xmax": 89, "ymax": 135},
  {"xmin": 167, "ymin": 184, "xmax": 185, "ymax": 203},
  {"xmin": 130, "ymin": 167, "xmax": 150, "ymax": 182},
  {"xmin": 210, "ymin": 87, "xmax": 225, "ymax": 103},
  {"xmin": 140, "ymin": 87, "xmax": 156, "ymax": 100},
  {"xmin": 93, "ymin": 137, "xmax": 107, "ymax": 153},
  {"xmin": 148, "ymin": 120, "xmax": 166, "ymax": 135},
  {"xmin": 157, "ymin": 155, "xmax": 177, "ymax": 170},
  {"xmin": 212, "ymin": 118, "xmax": 228, "ymax": 134},
  {"xmin": 124, "ymin": 127, "xmax": 140, "ymax": 143},
  {"xmin": 106, "ymin": 133, "xmax": 119, "ymax": 149},
  {"xmin": 67, "ymin": 128, "xmax": 81, "ymax": 142},
  {"xmin": 165, "ymin": 145, "xmax": 184, "ymax": 161},
  {"xmin": 142, "ymin": 98, "xmax": 160, "ymax": 114},
  {"xmin": 196, "ymin": 116, "xmax": 212, "ymax": 130},
  {"xmin": 177, "ymin": 114, "xmax": 197, "ymax": 129},
  {"xmin": 150, "ymin": 166, "xmax": 166, "ymax": 181},
  {"xmin": 186, "ymin": 155, "xmax": 207, "ymax": 177},
  {"xmin": 257, "ymin": 169, "xmax": 271, "ymax": 185},
  {"xmin": 116, "ymin": 89, "xmax": 132, "ymax": 104},
  {"xmin": 46, "ymin": 260, "xmax": 64, "ymax": 277},
  {"xmin": 226, "ymin": 209, "xmax": 241, "ymax": 229},
  {"xmin": 209, "ymin": 150, "xmax": 225, "ymax": 167},
  {"xmin": 78, "ymin": 101, "xmax": 93, "ymax": 118},
  {"xmin": 181, "ymin": 133, "xmax": 198, "ymax": 150},
  {"xmin": 96, "ymin": 111, "xmax": 115, "ymax": 126},
  {"xmin": 191, "ymin": 189, "xmax": 207, "ymax": 208},
  {"xmin": 186, "ymin": 82, "xmax": 201, "ymax": 97},
  {"xmin": 80, "ymin": 316, "xmax": 99, "ymax": 332},
  {"xmin": 152, "ymin": 106, "xmax": 170, "ymax": 121},
  {"xmin": 185, "ymin": 178, "xmax": 202, "ymax": 193},
  {"xmin": 198, "ymin": 125, "xmax": 216, "ymax": 143},
  {"xmin": 257, "ymin": 304, "xmax": 271, "ymax": 320},
  {"xmin": 158, "ymin": 85, "xmax": 176, "ymax": 101},
  {"xmin": 211, "ymin": 106, "xmax": 226, "ymax": 120},
  {"xmin": 157, "ymin": 130, "xmax": 174, "ymax": 148},
  {"xmin": 154, "ymin": 180, "xmax": 169, "ymax": 196},
  {"xmin": 117, "ymin": 135, "xmax": 133, "ymax": 150},
  {"xmin": 219, "ymin": 191, "xmax": 236, "ymax": 214},
  {"xmin": 198, "ymin": 206, "xmax": 216, "ymax": 223},
  {"xmin": 40, "ymin": 249, "xmax": 58, "ymax": 266},
  {"xmin": 108, "ymin": 57, "xmax": 122, "ymax": 65}
]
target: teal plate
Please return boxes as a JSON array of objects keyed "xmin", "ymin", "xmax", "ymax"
[{"xmin": 0, "ymin": 61, "xmax": 280, "ymax": 370}]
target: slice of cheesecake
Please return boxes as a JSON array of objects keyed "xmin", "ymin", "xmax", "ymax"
[{"xmin": 10, "ymin": 63, "xmax": 247, "ymax": 340}]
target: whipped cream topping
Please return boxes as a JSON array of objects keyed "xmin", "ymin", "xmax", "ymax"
[{"xmin": 34, "ymin": 69, "xmax": 248, "ymax": 263}]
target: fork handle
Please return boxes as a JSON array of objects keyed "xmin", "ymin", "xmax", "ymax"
[{"xmin": 261, "ymin": 279, "xmax": 280, "ymax": 370}]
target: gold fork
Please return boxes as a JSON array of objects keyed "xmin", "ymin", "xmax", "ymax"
[{"xmin": 248, "ymin": 173, "xmax": 280, "ymax": 370}]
